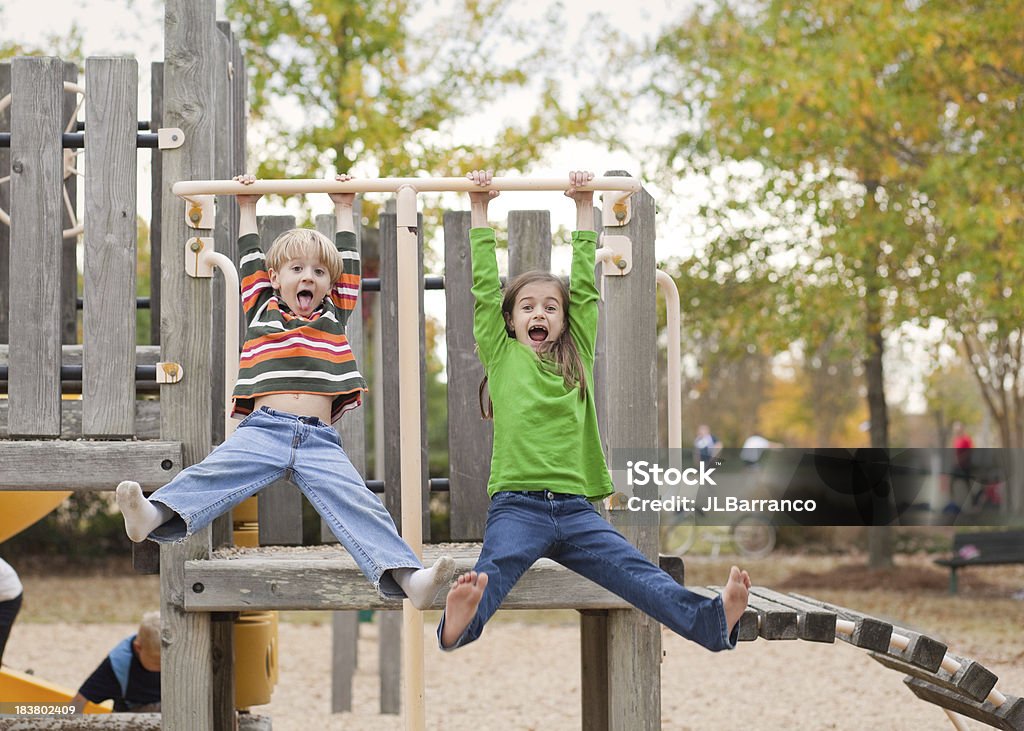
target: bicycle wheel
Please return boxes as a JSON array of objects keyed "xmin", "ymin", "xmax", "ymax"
[
  {"xmin": 730, "ymin": 515, "xmax": 776, "ymax": 559},
  {"xmin": 660, "ymin": 511, "xmax": 698, "ymax": 556}
]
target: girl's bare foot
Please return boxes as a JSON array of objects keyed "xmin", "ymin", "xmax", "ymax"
[
  {"xmin": 722, "ymin": 565, "xmax": 751, "ymax": 634},
  {"xmin": 440, "ymin": 571, "xmax": 489, "ymax": 648}
]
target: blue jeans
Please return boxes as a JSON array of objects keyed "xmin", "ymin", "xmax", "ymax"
[
  {"xmin": 145, "ymin": 407, "xmax": 422, "ymax": 598},
  {"xmin": 438, "ymin": 490, "xmax": 736, "ymax": 651}
]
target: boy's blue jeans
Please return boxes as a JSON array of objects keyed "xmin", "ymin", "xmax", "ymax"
[
  {"xmin": 438, "ymin": 490, "xmax": 737, "ymax": 651},
  {"xmin": 145, "ymin": 407, "xmax": 422, "ymax": 599}
]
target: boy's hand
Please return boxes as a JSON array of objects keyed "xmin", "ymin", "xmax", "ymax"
[
  {"xmin": 564, "ymin": 170, "xmax": 595, "ymax": 204},
  {"xmin": 329, "ymin": 173, "xmax": 356, "ymax": 207},
  {"xmin": 233, "ymin": 173, "xmax": 261, "ymax": 206}
]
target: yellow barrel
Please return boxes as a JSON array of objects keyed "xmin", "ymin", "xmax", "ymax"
[
  {"xmin": 232, "ymin": 497, "xmax": 258, "ymax": 523},
  {"xmin": 233, "ymin": 611, "xmax": 278, "ymax": 708},
  {"xmin": 232, "ymin": 523, "xmax": 260, "ymax": 548}
]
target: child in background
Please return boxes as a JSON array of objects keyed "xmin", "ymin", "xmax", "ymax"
[
  {"xmin": 0, "ymin": 557, "xmax": 22, "ymax": 665},
  {"xmin": 72, "ymin": 611, "xmax": 161, "ymax": 713},
  {"xmin": 439, "ymin": 170, "xmax": 751, "ymax": 650},
  {"xmin": 117, "ymin": 174, "xmax": 453, "ymax": 608}
]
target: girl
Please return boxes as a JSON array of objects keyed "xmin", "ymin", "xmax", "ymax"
[{"xmin": 439, "ymin": 170, "xmax": 750, "ymax": 650}]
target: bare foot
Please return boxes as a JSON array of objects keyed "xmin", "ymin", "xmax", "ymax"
[
  {"xmin": 722, "ymin": 565, "xmax": 751, "ymax": 635},
  {"xmin": 440, "ymin": 571, "xmax": 489, "ymax": 648}
]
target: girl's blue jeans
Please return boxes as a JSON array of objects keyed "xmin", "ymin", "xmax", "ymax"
[
  {"xmin": 438, "ymin": 489, "xmax": 737, "ymax": 651},
  {"xmin": 145, "ymin": 407, "xmax": 422, "ymax": 599}
]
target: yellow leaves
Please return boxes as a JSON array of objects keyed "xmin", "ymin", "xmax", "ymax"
[{"xmin": 923, "ymin": 33, "xmax": 943, "ymax": 53}]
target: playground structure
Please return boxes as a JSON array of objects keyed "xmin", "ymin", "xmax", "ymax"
[{"xmin": 1, "ymin": 2, "xmax": 1023, "ymax": 730}]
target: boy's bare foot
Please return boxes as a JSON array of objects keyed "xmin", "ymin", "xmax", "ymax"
[
  {"xmin": 440, "ymin": 571, "xmax": 489, "ymax": 648},
  {"xmin": 116, "ymin": 481, "xmax": 171, "ymax": 543},
  {"xmin": 722, "ymin": 565, "xmax": 751, "ymax": 635}
]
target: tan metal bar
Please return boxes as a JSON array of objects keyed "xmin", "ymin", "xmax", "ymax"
[
  {"xmin": 201, "ymin": 249, "xmax": 240, "ymax": 438},
  {"xmin": 172, "ymin": 175, "xmax": 641, "ymax": 198},
  {"xmin": 395, "ymin": 184, "xmax": 425, "ymax": 731}
]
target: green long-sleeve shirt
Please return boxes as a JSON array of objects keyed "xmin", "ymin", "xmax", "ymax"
[{"xmin": 471, "ymin": 227, "xmax": 613, "ymax": 500}]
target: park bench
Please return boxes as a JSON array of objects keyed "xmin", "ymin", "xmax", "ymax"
[{"xmin": 934, "ymin": 529, "xmax": 1024, "ymax": 594}]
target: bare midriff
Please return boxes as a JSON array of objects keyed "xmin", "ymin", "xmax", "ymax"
[{"xmin": 254, "ymin": 393, "xmax": 333, "ymax": 424}]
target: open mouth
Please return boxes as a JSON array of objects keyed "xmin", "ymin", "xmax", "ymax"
[
  {"xmin": 297, "ymin": 289, "xmax": 315, "ymax": 310},
  {"xmin": 528, "ymin": 325, "xmax": 548, "ymax": 343}
]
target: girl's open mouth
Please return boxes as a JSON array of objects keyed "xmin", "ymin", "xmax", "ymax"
[{"xmin": 529, "ymin": 326, "xmax": 547, "ymax": 342}]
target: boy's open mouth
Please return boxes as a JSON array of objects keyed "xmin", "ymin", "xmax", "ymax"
[
  {"xmin": 528, "ymin": 325, "xmax": 548, "ymax": 342},
  {"xmin": 297, "ymin": 289, "xmax": 314, "ymax": 310}
]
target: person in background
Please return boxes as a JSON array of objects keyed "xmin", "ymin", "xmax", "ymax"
[
  {"xmin": 72, "ymin": 612, "xmax": 161, "ymax": 713},
  {"xmin": 0, "ymin": 557, "xmax": 23, "ymax": 666}
]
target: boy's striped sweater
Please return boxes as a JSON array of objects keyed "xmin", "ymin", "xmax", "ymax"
[{"xmin": 231, "ymin": 231, "xmax": 366, "ymax": 423}]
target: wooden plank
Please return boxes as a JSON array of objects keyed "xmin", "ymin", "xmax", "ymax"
[
  {"xmin": 0, "ymin": 63, "xmax": 10, "ymax": 343},
  {"xmin": 905, "ymin": 678, "xmax": 1024, "ymax": 731},
  {"xmin": 873, "ymin": 650, "xmax": 998, "ymax": 703},
  {"xmin": 378, "ymin": 211, "xmax": 429, "ymax": 536},
  {"xmin": 748, "ymin": 587, "xmax": 836, "ymax": 643},
  {"xmin": 0, "ymin": 440, "xmax": 182, "ymax": 490},
  {"xmin": 160, "ymin": 2, "xmax": 218, "ymax": 729},
  {"xmin": 724, "ymin": 586, "xmax": 798, "ymax": 640},
  {"xmin": 443, "ymin": 210, "xmax": 492, "ymax": 540},
  {"xmin": 149, "ymin": 61, "xmax": 163, "ymax": 346},
  {"xmin": 254, "ymin": 214, "xmax": 304, "ymax": 546},
  {"xmin": 60, "ymin": 61, "xmax": 79, "ymax": 347},
  {"xmin": 379, "ymin": 610, "xmax": 401, "ymax": 714},
  {"xmin": 330, "ymin": 610, "xmax": 359, "ymax": 712},
  {"xmin": 82, "ymin": 57, "xmax": 138, "ymax": 437},
  {"xmin": 210, "ymin": 609, "xmax": 235, "ymax": 731},
  {"xmin": 0, "ymin": 343, "xmax": 160, "ymax": 367},
  {"xmin": 184, "ymin": 545, "xmax": 633, "ymax": 611},
  {"xmin": 789, "ymin": 592, "xmax": 893, "ymax": 652},
  {"xmin": 231, "ymin": 34, "xmax": 247, "ymax": 350},
  {"xmin": 507, "ymin": 209, "xmax": 551, "ymax": 276},
  {"xmin": 8, "ymin": 57, "xmax": 64, "ymax": 437},
  {"xmin": 0, "ymin": 398, "xmax": 162, "ymax": 440},
  {"xmin": 602, "ymin": 172, "xmax": 661, "ymax": 731}
]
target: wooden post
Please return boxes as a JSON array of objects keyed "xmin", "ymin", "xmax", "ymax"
[
  {"xmin": 601, "ymin": 173, "xmax": 660, "ymax": 730},
  {"xmin": 443, "ymin": 210, "xmax": 491, "ymax": 540},
  {"xmin": 507, "ymin": 210, "xmax": 551, "ymax": 275},
  {"xmin": 255, "ymin": 214, "xmax": 304, "ymax": 546},
  {"xmin": 82, "ymin": 57, "xmax": 138, "ymax": 438},
  {"xmin": 160, "ymin": 1, "xmax": 218, "ymax": 729},
  {"xmin": 0, "ymin": 63, "xmax": 10, "ymax": 344},
  {"xmin": 379, "ymin": 609, "xmax": 402, "ymax": 715},
  {"xmin": 8, "ymin": 57, "xmax": 64, "ymax": 437}
]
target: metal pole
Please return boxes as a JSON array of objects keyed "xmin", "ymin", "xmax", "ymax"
[{"xmin": 395, "ymin": 184, "xmax": 425, "ymax": 731}]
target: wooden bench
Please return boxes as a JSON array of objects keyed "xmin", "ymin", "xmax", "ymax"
[{"xmin": 934, "ymin": 530, "xmax": 1024, "ymax": 594}]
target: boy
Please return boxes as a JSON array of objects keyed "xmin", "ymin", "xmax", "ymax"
[
  {"xmin": 72, "ymin": 612, "xmax": 161, "ymax": 713},
  {"xmin": 117, "ymin": 174, "xmax": 452, "ymax": 607}
]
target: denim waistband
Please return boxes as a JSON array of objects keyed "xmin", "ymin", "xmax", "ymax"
[
  {"xmin": 257, "ymin": 406, "xmax": 328, "ymax": 428},
  {"xmin": 503, "ymin": 489, "xmax": 584, "ymax": 501}
]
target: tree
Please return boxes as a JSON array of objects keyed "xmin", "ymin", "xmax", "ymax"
[{"xmin": 225, "ymin": 0, "xmax": 600, "ymax": 192}]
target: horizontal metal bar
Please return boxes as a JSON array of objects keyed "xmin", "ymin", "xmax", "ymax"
[
  {"xmin": 0, "ymin": 132, "xmax": 160, "ymax": 149},
  {"xmin": 77, "ymin": 297, "xmax": 151, "ymax": 310},
  {"xmin": 0, "ymin": 365, "xmax": 158, "ymax": 381},
  {"xmin": 365, "ymin": 478, "xmax": 449, "ymax": 494},
  {"xmin": 172, "ymin": 175, "xmax": 642, "ymax": 198},
  {"xmin": 74, "ymin": 120, "xmax": 151, "ymax": 131}
]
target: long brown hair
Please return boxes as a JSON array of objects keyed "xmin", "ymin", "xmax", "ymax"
[{"xmin": 479, "ymin": 270, "xmax": 588, "ymax": 419}]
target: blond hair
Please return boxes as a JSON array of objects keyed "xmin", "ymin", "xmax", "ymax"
[
  {"xmin": 266, "ymin": 228, "xmax": 343, "ymax": 284},
  {"xmin": 136, "ymin": 611, "xmax": 162, "ymax": 655}
]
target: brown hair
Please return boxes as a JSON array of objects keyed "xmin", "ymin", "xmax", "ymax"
[
  {"xmin": 266, "ymin": 228, "xmax": 344, "ymax": 284},
  {"xmin": 479, "ymin": 270, "xmax": 588, "ymax": 419}
]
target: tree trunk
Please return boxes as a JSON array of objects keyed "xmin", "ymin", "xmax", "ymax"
[{"xmin": 864, "ymin": 285, "xmax": 893, "ymax": 568}]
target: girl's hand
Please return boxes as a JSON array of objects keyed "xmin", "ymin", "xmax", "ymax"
[
  {"xmin": 564, "ymin": 170, "xmax": 595, "ymax": 203},
  {"xmin": 329, "ymin": 173, "xmax": 356, "ymax": 206},
  {"xmin": 467, "ymin": 169, "xmax": 499, "ymax": 205},
  {"xmin": 233, "ymin": 173, "xmax": 261, "ymax": 206}
]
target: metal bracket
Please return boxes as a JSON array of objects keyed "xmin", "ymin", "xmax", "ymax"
[
  {"xmin": 158, "ymin": 128, "xmax": 185, "ymax": 149},
  {"xmin": 185, "ymin": 237, "xmax": 216, "ymax": 278},
  {"xmin": 155, "ymin": 362, "xmax": 184, "ymax": 384},
  {"xmin": 600, "ymin": 191, "xmax": 632, "ymax": 227},
  {"xmin": 599, "ymin": 233, "xmax": 633, "ymax": 276},
  {"xmin": 184, "ymin": 196, "xmax": 215, "ymax": 229}
]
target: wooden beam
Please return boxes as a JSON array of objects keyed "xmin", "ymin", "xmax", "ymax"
[
  {"xmin": 0, "ymin": 440, "xmax": 181, "ymax": 489},
  {"xmin": 184, "ymin": 545, "xmax": 632, "ymax": 612},
  {"xmin": 904, "ymin": 678, "xmax": 1024, "ymax": 731}
]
